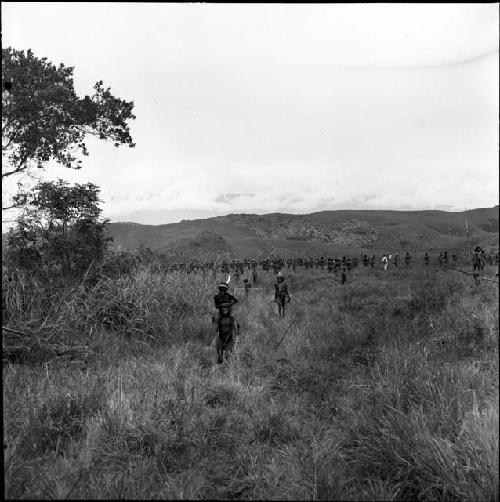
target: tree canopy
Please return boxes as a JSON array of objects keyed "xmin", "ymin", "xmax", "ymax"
[
  {"xmin": 6, "ymin": 179, "xmax": 111, "ymax": 278},
  {"xmin": 2, "ymin": 47, "xmax": 136, "ymax": 206}
]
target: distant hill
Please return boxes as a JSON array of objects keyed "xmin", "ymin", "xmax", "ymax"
[{"xmin": 108, "ymin": 206, "xmax": 499, "ymax": 261}]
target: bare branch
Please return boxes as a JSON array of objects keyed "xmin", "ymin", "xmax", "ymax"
[
  {"xmin": 2, "ymin": 203, "xmax": 21, "ymax": 211},
  {"xmin": 2, "ymin": 166, "xmax": 27, "ymax": 178},
  {"xmin": 2, "ymin": 151, "xmax": 32, "ymax": 179}
]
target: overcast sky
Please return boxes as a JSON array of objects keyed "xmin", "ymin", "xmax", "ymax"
[{"xmin": 2, "ymin": 3, "xmax": 499, "ymax": 227}]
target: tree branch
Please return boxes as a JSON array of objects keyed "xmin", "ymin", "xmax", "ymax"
[
  {"xmin": 2, "ymin": 165, "xmax": 27, "ymax": 178},
  {"xmin": 2, "ymin": 132, "xmax": 19, "ymax": 151},
  {"xmin": 2, "ymin": 150, "xmax": 32, "ymax": 179},
  {"xmin": 2, "ymin": 203, "xmax": 21, "ymax": 211}
]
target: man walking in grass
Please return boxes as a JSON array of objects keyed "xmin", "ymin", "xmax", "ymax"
[
  {"xmin": 216, "ymin": 304, "xmax": 239, "ymax": 364},
  {"xmin": 244, "ymin": 278, "xmax": 251, "ymax": 297},
  {"xmin": 274, "ymin": 272, "xmax": 291, "ymax": 318},
  {"xmin": 472, "ymin": 247, "xmax": 483, "ymax": 271},
  {"xmin": 213, "ymin": 282, "xmax": 238, "ymax": 335},
  {"xmin": 341, "ymin": 264, "xmax": 348, "ymax": 284}
]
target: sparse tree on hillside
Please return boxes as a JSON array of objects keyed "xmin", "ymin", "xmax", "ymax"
[
  {"xmin": 6, "ymin": 179, "xmax": 112, "ymax": 278},
  {"xmin": 2, "ymin": 47, "xmax": 136, "ymax": 209}
]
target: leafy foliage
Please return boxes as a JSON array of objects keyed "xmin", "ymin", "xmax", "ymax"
[
  {"xmin": 6, "ymin": 179, "xmax": 112, "ymax": 278},
  {"xmin": 2, "ymin": 47, "xmax": 135, "ymax": 207}
]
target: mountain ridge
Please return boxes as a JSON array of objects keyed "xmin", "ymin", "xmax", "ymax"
[{"xmin": 108, "ymin": 206, "xmax": 499, "ymax": 261}]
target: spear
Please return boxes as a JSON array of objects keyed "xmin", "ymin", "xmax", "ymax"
[
  {"xmin": 274, "ymin": 319, "xmax": 298, "ymax": 352},
  {"xmin": 465, "ymin": 207, "xmax": 472, "ymax": 267}
]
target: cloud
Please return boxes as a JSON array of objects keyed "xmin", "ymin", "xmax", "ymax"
[
  {"xmin": 112, "ymin": 208, "xmax": 227, "ymax": 225},
  {"xmin": 435, "ymin": 204, "xmax": 454, "ymax": 212},
  {"xmin": 215, "ymin": 192, "xmax": 255, "ymax": 204}
]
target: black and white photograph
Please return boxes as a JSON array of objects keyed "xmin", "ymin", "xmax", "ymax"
[{"xmin": 2, "ymin": 3, "xmax": 499, "ymax": 499}]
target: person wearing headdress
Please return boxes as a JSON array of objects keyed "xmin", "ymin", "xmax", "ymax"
[{"xmin": 213, "ymin": 281, "xmax": 238, "ymax": 333}]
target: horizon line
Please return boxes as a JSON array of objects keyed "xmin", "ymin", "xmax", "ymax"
[{"xmin": 110, "ymin": 204, "xmax": 499, "ymax": 226}]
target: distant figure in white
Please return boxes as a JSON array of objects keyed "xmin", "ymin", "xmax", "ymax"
[{"xmin": 381, "ymin": 254, "xmax": 389, "ymax": 271}]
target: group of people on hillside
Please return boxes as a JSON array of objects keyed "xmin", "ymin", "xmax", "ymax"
[
  {"xmin": 165, "ymin": 248, "xmax": 499, "ymax": 277},
  {"xmin": 380, "ymin": 252, "xmax": 413, "ymax": 271}
]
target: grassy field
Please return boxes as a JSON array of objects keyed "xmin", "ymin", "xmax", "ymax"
[{"xmin": 3, "ymin": 259, "xmax": 499, "ymax": 500}]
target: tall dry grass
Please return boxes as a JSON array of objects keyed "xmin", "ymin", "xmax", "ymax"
[{"xmin": 3, "ymin": 257, "xmax": 498, "ymax": 499}]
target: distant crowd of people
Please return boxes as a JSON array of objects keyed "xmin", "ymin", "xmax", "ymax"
[
  {"xmin": 208, "ymin": 246, "xmax": 498, "ymax": 363},
  {"xmin": 164, "ymin": 247, "xmax": 498, "ymax": 277}
]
